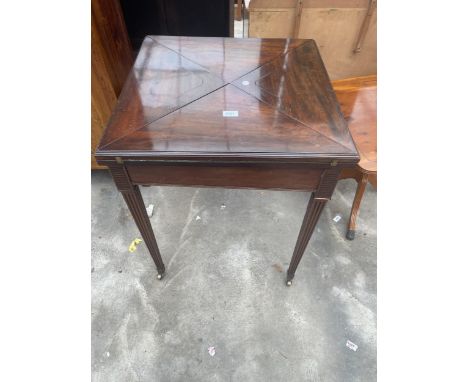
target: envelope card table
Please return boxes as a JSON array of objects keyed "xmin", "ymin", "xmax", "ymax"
[{"xmin": 95, "ymin": 36, "xmax": 359, "ymax": 286}]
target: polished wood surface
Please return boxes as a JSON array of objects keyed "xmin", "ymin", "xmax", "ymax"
[
  {"xmin": 96, "ymin": 37, "xmax": 358, "ymax": 163},
  {"xmin": 333, "ymin": 75, "xmax": 376, "ymax": 239},
  {"xmin": 96, "ymin": 37, "xmax": 359, "ymax": 285},
  {"xmin": 149, "ymin": 36, "xmax": 305, "ymax": 82},
  {"xmin": 101, "ymin": 84, "xmax": 353, "ymax": 156},
  {"xmin": 232, "ymin": 40, "xmax": 356, "ymax": 151},
  {"xmin": 91, "ymin": 0, "xmax": 133, "ymax": 169},
  {"xmin": 126, "ymin": 163, "xmax": 323, "ymax": 191},
  {"xmin": 98, "ymin": 37, "xmax": 225, "ymax": 148},
  {"xmin": 333, "ymin": 75, "xmax": 376, "ymax": 173}
]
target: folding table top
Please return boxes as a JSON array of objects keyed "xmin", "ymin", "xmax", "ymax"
[{"xmin": 96, "ymin": 36, "xmax": 358, "ymax": 164}]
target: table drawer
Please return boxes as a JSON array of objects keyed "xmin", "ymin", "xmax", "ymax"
[{"xmin": 126, "ymin": 163, "xmax": 323, "ymax": 191}]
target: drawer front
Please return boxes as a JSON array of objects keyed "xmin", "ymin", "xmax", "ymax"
[{"xmin": 126, "ymin": 163, "xmax": 323, "ymax": 191}]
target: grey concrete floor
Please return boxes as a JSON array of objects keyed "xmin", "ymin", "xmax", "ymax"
[{"xmin": 92, "ymin": 171, "xmax": 376, "ymax": 382}]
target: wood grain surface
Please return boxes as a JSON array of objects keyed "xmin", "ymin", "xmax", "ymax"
[
  {"xmin": 96, "ymin": 36, "xmax": 359, "ymax": 164},
  {"xmin": 333, "ymin": 75, "xmax": 376, "ymax": 172}
]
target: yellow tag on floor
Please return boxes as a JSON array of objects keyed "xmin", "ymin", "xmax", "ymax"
[{"xmin": 128, "ymin": 238, "xmax": 142, "ymax": 253}]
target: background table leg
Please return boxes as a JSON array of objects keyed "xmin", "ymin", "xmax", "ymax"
[
  {"xmin": 108, "ymin": 163, "xmax": 166, "ymax": 278},
  {"xmin": 346, "ymin": 173, "xmax": 368, "ymax": 240}
]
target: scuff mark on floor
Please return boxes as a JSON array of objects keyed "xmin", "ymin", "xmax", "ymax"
[
  {"xmin": 167, "ymin": 189, "xmax": 201, "ymax": 269},
  {"xmin": 134, "ymin": 278, "xmax": 159, "ymax": 322}
]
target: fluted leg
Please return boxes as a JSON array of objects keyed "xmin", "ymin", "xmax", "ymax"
[
  {"xmin": 108, "ymin": 163, "xmax": 166, "ymax": 278},
  {"xmin": 286, "ymin": 195, "xmax": 327, "ymax": 285},
  {"xmin": 286, "ymin": 167, "xmax": 340, "ymax": 286},
  {"xmin": 121, "ymin": 187, "xmax": 166, "ymax": 277}
]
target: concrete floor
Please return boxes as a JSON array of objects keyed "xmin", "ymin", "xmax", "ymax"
[{"xmin": 91, "ymin": 171, "xmax": 376, "ymax": 382}]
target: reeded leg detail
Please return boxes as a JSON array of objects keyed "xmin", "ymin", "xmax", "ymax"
[
  {"xmin": 108, "ymin": 163, "xmax": 166, "ymax": 277},
  {"xmin": 285, "ymin": 167, "xmax": 340, "ymax": 286},
  {"xmin": 286, "ymin": 194, "xmax": 328, "ymax": 284},
  {"xmin": 121, "ymin": 188, "xmax": 166, "ymax": 276}
]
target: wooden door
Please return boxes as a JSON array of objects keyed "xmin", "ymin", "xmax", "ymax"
[{"xmin": 91, "ymin": 0, "xmax": 133, "ymax": 169}]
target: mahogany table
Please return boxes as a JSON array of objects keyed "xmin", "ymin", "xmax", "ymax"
[{"xmin": 96, "ymin": 36, "xmax": 359, "ymax": 286}]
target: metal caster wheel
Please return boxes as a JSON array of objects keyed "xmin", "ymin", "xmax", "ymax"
[
  {"xmin": 157, "ymin": 273, "xmax": 165, "ymax": 280},
  {"xmin": 286, "ymin": 280, "xmax": 292, "ymax": 287}
]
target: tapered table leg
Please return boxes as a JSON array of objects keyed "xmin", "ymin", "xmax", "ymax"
[
  {"xmin": 286, "ymin": 167, "xmax": 340, "ymax": 286},
  {"xmin": 286, "ymin": 195, "xmax": 327, "ymax": 285},
  {"xmin": 346, "ymin": 173, "xmax": 368, "ymax": 240},
  {"xmin": 108, "ymin": 163, "xmax": 166, "ymax": 279}
]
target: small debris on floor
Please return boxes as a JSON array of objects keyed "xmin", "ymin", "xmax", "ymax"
[
  {"xmin": 220, "ymin": 204, "xmax": 226, "ymax": 210},
  {"xmin": 208, "ymin": 346, "xmax": 216, "ymax": 356},
  {"xmin": 146, "ymin": 204, "xmax": 154, "ymax": 217},
  {"xmin": 346, "ymin": 340, "xmax": 358, "ymax": 351},
  {"xmin": 105, "ymin": 352, "xmax": 110, "ymax": 357},
  {"xmin": 278, "ymin": 350, "xmax": 288, "ymax": 359},
  {"xmin": 333, "ymin": 215, "xmax": 342, "ymax": 223},
  {"xmin": 128, "ymin": 238, "xmax": 143, "ymax": 253},
  {"xmin": 272, "ymin": 263, "xmax": 283, "ymax": 273},
  {"xmin": 195, "ymin": 215, "xmax": 201, "ymax": 221}
]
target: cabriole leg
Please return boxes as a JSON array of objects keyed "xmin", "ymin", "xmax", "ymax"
[{"xmin": 346, "ymin": 173, "xmax": 368, "ymax": 240}]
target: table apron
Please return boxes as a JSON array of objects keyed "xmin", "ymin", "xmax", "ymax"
[{"xmin": 125, "ymin": 163, "xmax": 324, "ymax": 191}]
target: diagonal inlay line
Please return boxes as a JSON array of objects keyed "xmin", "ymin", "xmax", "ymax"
[
  {"xmin": 148, "ymin": 36, "xmax": 227, "ymax": 81},
  {"xmin": 98, "ymin": 83, "xmax": 228, "ymax": 150},
  {"xmin": 225, "ymin": 39, "xmax": 309, "ymax": 85},
  {"xmin": 223, "ymin": 39, "xmax": 309, "ymax": 83},
  {"xmin": 100, "ymin": 38, "xmax": 310, "ymax": 151},
  {"xmin": 236, "ymin": 82, "xmax": 355, "ymax": 153},
  {"xmin": 231, "ymin": 85, "xmax": 355, "ymax": 154},
  {"xmin": 100, "ymin": 37, "xmax": 349, "ymax": 156},
  {"xmin": 230, "ymin": 40, "xmax": 356, "ymax": 153},
  {"xmin": 99, "ymin": 39, "xmax": 227, "ymax": 150},
  {"xmin": 151, "ymin": 36, "xmax": 309, "ymax": 84},
  {"xmin": 103, "ymin": 83, "xmax": 354, "ymax": 156}
]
